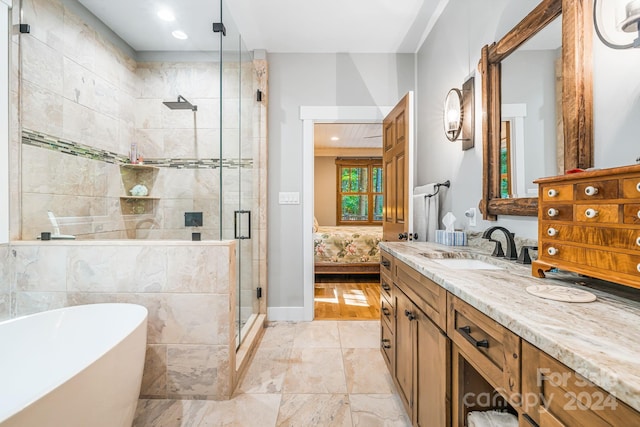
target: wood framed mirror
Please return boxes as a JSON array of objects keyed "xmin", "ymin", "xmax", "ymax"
[{"xmin": 480, "ymin": 0, "xmax": 593, "ymax": 220}]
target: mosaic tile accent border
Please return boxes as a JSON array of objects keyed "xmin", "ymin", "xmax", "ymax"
[{"xmin": 22, "ymin": 130, "xmax": 253, "ymax": 169}]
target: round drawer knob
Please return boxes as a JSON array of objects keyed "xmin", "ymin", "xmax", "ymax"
[
  {"xmin": 584, "ymin": 186, "xmax": 598, "ymax": 196},
  {"xmin": 637, "ymin": 210, "xmax": 640, "ymax": 220},
  {"xmin": 547, "ymin": 227, "xmax": 558, "ymax": 237},
  {"xmin": 547, "ymin": 247, "xmax": 558, "ymax": 256},
  {"xmin": 547, "ymin": 189, "xmax": 558, "ymax": 197},
  {"xmin": 547, "ymin": 208, "xmax": 559, "ymax": 217},
  {"xmin": 636, "ymin": 182, "xmax": 640, "ymax": 193},
  {"xmin": 636, "ymin": 236, "xmax": 640, "ymax": 247},
  {"xmin": 585, "ymin": 208, "xmax": 599, "ymax": 219},
  {"xmin": 637, "ymin": 263, "xmax": 640, "ymax": 273}
]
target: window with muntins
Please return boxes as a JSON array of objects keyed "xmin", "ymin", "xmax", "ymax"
[{"xmin": 336, "ymin": 158, "xmax": 383, "ymax": 225}]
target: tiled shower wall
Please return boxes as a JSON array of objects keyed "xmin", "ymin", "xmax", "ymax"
[
  {"xmin": 0, "ymin": 245, "xmax": 8, "ymax": 321},
  {"xmin": 8, "ymin": 240, "xmax": 237, "ymax": 400},
  {"xmin": 17, "ymin": 0, "xmax": 260, "ymax": 241}
]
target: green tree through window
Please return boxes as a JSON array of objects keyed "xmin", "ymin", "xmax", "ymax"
[{"xmin": 336, "ymin": 158, "xmax": 383, "ymax": 225}]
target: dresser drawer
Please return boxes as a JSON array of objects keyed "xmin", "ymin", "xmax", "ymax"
[
  {"xmin": 541, "ymin": 223, "xmax": 640, "ymax": 251},
  {"xmin": 396, "ymin": 260, "xmax": 447, "ymax": 330},
  {"xmin": 541, "ymin": 184, "xmax": 573, "ymax": 202},
  {"xmin": 622, "ymin": 177, "xmax": 640, "ymax": 199},
  {"xmin": 575, "ymin": 179, "xmax": 619, "ymax": 200},
  {"xmin": 541, "ymin": 204, "xmax": 573, "ymax": 221},
  {"xmin": 575, "ymin": 204, "xmax": 620, "ymax": 224},
  {"xmin": 623, "ymin": 204, "xmax": 640, "ymax": 225},
  {"xmin": 540, "ymin": 242, "xmax": 640, "ymax": 279},
  {"xmin": 447, "ymin": 294, "xmax": 521, "ymax": 405}
]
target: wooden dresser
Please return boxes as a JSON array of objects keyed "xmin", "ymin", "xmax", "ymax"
[{"xmin": 533, "ymin": 164, "xmax": 640, "ymax": 289}]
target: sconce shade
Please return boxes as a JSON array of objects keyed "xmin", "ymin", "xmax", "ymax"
[
  {"xmin": 621, "ymin": 0, "xmax": 640, "ymax": 33},
  {"xmin": 444, "ymin": 88, "xmax": 463, "ymax": 142},
  {"xmin": 594, "ymin": 0, "xmax": 640, "ymax": 49}
]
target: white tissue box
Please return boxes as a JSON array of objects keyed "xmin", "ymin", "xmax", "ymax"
[{"xmin": 435, "ymin": 230, "xmax": 467, "ymax": 246}]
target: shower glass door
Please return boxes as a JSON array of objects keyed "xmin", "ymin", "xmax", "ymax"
[{"xmin": 220, "ymin": 2, "xmax": 260, "ymax": 348}]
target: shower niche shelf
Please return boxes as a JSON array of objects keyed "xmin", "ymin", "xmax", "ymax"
[{"xmin": 119, "ymin": 164, "xmax": 160, "ymax": 215}]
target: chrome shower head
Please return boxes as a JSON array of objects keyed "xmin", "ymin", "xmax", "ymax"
[{"xmin": 163, "ymin": 95, "xmax": 197, "ymax": 111}]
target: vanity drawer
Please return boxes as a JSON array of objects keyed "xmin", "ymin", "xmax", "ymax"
[
  {"xmin": 622, "ymin": 177, "xmax": 640, "ymax": 199},
  {"xmin": 380, "ymin": 269, "xmax": 393, "ymax": 302},
  {"xmin": 522, "ymin": 341, "xmax": 640, "ymax": 426},
  {"xmin": 575, "ymin": 204, "xmax": 620, "ymax": 224},
  {"xmin": 539, "ymin": 242, "xmax": 586, "ymax": 264},
  {"xmin": 380, "ymin": 318, "xmax": 394, "ymax": 373},
  {"xmin": 623, "ymin": 204, "xmax": 640, "ymax": 225},
  {"xmin": 575, "ymin": 179, "xmax": 619, "ymax": 200},
  {"xmin": 541, "ymin": 204, "xmax": 573, "ymax": 221},
  {"xmin": 541, "ymin": 223, "xmax": 640, "ymax": 251},
  {"xmin": 396, "ymin": 259, "xmax": 447, "ymax": 330},
  {"xmin": 381, "ymin": 295, "xmax": 394, "ymax": 330},
  {"xmin": 447, "ymin": 294, "xmax": 521, "ymax": 405},
  {"xmin": 380, "ymin": 250, "xmax": 394, "ymax": 277},
  {"xmin": 541, "ymin": 184, "xmax": 573, "ymax": 202}
]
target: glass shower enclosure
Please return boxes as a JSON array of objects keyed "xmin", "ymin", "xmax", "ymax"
[{"xmin": 16, "ymin": 0, "xmax": 262, "ymax": 348}]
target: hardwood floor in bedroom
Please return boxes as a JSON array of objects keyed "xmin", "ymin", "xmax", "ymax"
[{"xmin": 314, "ymin": 274, "xmax": 380, "ymax": 320}]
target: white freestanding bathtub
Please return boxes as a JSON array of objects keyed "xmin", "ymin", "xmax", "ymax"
[{"xmin": 0, "ymin": 303, "xmax": 148, "ymax": 427}]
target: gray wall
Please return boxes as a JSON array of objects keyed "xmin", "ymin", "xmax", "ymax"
[
  {"xmin": 267, "ymin": 53, "xmax": 414, "ymax": 309},
  {"xmin": 415, "ymin": 0, "xmax": 640, "ymax": 239}
]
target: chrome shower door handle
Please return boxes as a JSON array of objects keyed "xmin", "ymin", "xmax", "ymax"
[{"xmin": 234, "ymin": 210, "xmax": 252, "ymax": 240}]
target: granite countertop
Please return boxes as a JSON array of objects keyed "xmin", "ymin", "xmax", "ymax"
[{"xmin": 380, "ymin": 241, "xmax": 640, "ymax": 412}]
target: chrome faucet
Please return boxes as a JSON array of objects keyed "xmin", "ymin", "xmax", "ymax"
[{"xmin": 482, "ymin": 226, "xmax": 518, "ymax": 260}]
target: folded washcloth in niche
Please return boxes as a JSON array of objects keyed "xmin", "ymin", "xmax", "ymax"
[{"xmin": 467, "ymin": 410, "xmax": 518, "ymax": 427}]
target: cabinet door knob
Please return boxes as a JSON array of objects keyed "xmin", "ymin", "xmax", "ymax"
[
  {"xmin": 547, "ymin": 189, "xmax": 558, "ymax": 197},
  {"xmin": 585, "ymin": 208, "xmax": 598, "ymax": 219},
  {"xmin": 547, "ymin": 208, "xmax": 559, "ymax": 217},
  {"xmin": 382, "ymin": 307, "xmax": 390, "ymax": 316},
  {"xmin": 547, "ymin": 227, "xmax": 558, "ymax": 237},
  {"xmin": 584, "ymin": 186, "xmax": 599, "ymax": 196},
  {"xmin": 547, "ymin": 247, "xmax": 558, "ymax": 256},
  {"xmin": 381, "ymin": 338, "xmax": 391, "ymax": 349},
  {"xmin": 404, "ymin": 309, "xmax": 415, "ymax": 321},
  {"xmin": 381, "ymin": 282, "xmax": 391, "ymax": 291}
]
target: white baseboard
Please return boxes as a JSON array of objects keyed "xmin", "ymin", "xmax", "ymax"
[{"xmin": 267, "ymin": 306, "xmax": 309, "ymax": 322}]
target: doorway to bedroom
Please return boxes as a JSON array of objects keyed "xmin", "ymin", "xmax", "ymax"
[{"xmin": 313, "ymin": 123, "xmax": 383, "ymax": 320}]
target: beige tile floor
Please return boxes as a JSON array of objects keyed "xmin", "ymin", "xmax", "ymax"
[{"xmin": 133, "ymin": 320, "xmax": 410, "ymax": 426}]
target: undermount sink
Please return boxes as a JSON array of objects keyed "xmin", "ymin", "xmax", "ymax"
[{"xmin": 430, "ymin": 258, "xmax": 503, "ymax": 270}]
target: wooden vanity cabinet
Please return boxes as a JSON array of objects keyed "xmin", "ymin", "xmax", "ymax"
[
  {"xmin": 522, "ymin": 341, "xmax": 640, "ymax": 427},
  {"xmin": 390, "ymin": 258, "xmax": 450, "ymax": 426},
  {"xmin": 534, "ymin": 164, "xmax": 640, "ymax": 290},
  {"xmin": 448, "ymin": 294, "xmax": 522, "ymax": 426}
]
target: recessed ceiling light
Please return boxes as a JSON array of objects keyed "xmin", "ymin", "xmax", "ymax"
[
  {"xmin": 157, "ymin": 9, "xmax": 175, "ymax": 22},
  {"xmin": 172, "ymin": 30, "xmax": 188, "ymax": 40},
  {"xmin": 330, "ymin": 136, "xmax": 340, "ymax": 141}
]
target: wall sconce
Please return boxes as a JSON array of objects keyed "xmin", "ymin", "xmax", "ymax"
[
  {"xmin": 443, "ymin": 76, "xmax": 474, "ymax": 150},
  {"xmin": 594, "ymin": 0, "xmax": 640, "ymax": 49}
]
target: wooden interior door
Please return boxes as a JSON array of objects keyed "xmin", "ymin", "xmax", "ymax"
[{"xmin": 383, "ymin": 93, "xmax": 412, "ymax": 242}]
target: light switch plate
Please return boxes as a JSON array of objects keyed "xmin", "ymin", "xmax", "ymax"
[{"xmin": 279, "ymin": 192, "xmax": 300, "ymax": 205}]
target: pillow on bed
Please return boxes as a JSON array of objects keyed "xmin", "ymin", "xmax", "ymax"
[{"xmin": 313, "ymin": 216, "xmax": 319, "ymax": 232}]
